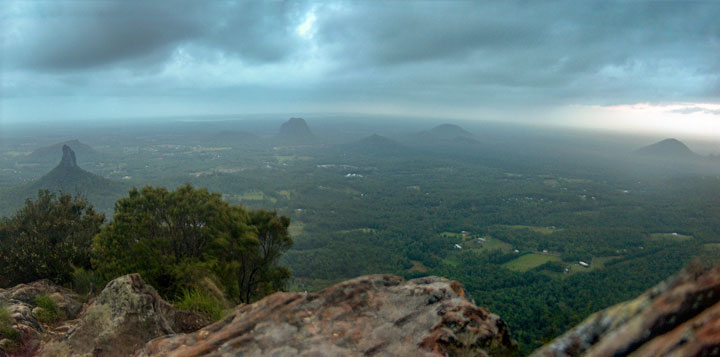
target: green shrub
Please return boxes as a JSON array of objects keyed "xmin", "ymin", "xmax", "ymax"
[
  {"xmin": 72, "ymin": 267, "xmax": 104, "ymax": 298},
  {"xmin": 174, "ymin": 289, "xmax": 225, "ymax": 322},
  {"xmin": 93, "ymin": 185, "xmax": 293, "ymax": 303},
  {"xmin": 0, "ymin": 306, "xmax": 19, "ymax": 341},
  {"xmin": 0, "ymin": 191, "xmax": 104, "ymax": 287},
  {"xmin": 34, "ymin": 294, "xmax": 65, "ymax": 324}
]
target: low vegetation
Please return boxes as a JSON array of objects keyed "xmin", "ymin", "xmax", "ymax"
[
  {"xmin": 34, "ymin": 294, "xmax": 65, "ymax": 325},
  {"xmin": 174, "ymin": 288, "xmax": 226, "ymax": 322},
  {"xmin": 0, "ymin": 306, "xmax": 19, "ymax": 342}
]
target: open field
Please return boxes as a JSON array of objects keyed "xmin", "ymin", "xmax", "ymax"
[
  {"xmin": 408, "ymin": 260, "xmax": 429, "ymax": 273},
  {"xmin": 566, "ymin": 256, "xmax": 621, "ymax": 274},
  {"xmin": 504, "ymin": 225, "xmax": 562, "ymax": 234},
  {"xmin": 465, "ymin": 236, "xmax": 514, "ymax": 253},
  {"xmin": 338, "ymin": 228, "xmax": 376, "ymax": 234},
  {"xmin": 288, "ymin": 221, "xmax": 305, "ymax": 237},
  {"xmin": 650, "ymin": 233, "xmax": 693, "ymax": 241},
  {"xmin": 503, "ymin": 253, "xmax": 560, "ymax": 272}
]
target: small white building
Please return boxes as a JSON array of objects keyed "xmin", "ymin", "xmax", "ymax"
[
  {"xmin": 454, "ymin": 244, "xmax": 462, "ymax": 250},
  {"xmin": 579, "ymin": 261, "xmax": 590, "ymax": 268}
]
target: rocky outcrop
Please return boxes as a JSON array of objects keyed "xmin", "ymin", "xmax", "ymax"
[
  {"xmin": 532, "ymin": 265, "xmax": 720, "ymax": 356},
  {"xmin": 59, "ymin": 144, "xmax": 77, "ymax": 168},
  {"xmin": 41, "ymin": 274, "xmax": 199, "ymax": 357},
  {"xmin": 277, "ymin": 117, "xmax": 315, "ymax": 142},
  {"xmin": 0, "ymin": 280, "xmax": 83, "ymax": 354},
  {"xmin": 136, "ymin": 275, "xmax": 516, "ymax": 357}
]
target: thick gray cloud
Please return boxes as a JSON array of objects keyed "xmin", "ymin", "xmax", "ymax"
[
  {"xmin": 1, "ymin": 0, "xmax": 719, "ymax": 123},
  {"xmin": 2, "ymin": 1, "xmax": 308, "ymax": 71}
]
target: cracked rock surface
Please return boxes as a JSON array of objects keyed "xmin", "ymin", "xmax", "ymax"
[{"xmin": 136, "ymin": 275, "xmax": 516, "ymax": 357}]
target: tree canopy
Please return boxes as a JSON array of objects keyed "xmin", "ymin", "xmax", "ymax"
[
  {"xmin": 0, "ymin": 190, "xmax": 104, "ymax": 287},
  {"xmin": 93, "ymin": 184, "xmax": 293, "ymax": 302}
]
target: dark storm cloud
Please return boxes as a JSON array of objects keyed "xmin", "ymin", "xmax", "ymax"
[
  {"xmin": 312, "ymin": 1, "xmax": 719, "ymax": 102},
  {"xmin": 1, "ymin": 0, "xmax": 719, "ymax": 121},
  {"xmin": 5, "ymin": 1, "xmax": 308, "ymax": 71}
]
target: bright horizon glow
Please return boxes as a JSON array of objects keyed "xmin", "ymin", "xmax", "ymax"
[{"xmin": 554, "ymin": 103, "xmax": 720, "ymax": 138}]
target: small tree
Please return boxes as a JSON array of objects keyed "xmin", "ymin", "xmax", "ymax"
[
  {"xmin": 0, "ymin": 190, "xmax": 104, "ymax": 287},
  {"xmin": 93, "ymin": 184, "xmax": 293, "ymax": 302},
  {"xmin": 240, "ymin": 210, "xmax": 293, "ymax": 302}
]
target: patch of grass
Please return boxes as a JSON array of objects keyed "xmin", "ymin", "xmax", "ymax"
[
  {"xmin": 465, "ymin": 236, "xmax": 514, "ymax": 253},
  {"xmin": 0, "ymin": 306, "xmax": 19, "ymax": 341},
  {"xmin": 565, "ymin": 256, "xmax": 621, "ymax": 275},
  {"xmin": 442, "ymin": 255, "xmax": 461, "ymax": 267},
  {"xmin": 288, "ymin": 221, "xmax": 305, "ymax": 237},
  {"xmin": 338, "ymin": 228, "xmax": 376, "ymax": 234},
  {"xmin": 502, "ymin": 253, "xmax": 560, "ymax": 272},
  {"xmin": 505, "ymin": 225, "xmax": 562, "ymax": 235},
  {"xmin": 408, "ymin": 260, "xmax": 429, "ymax": 273},
  {"xmin": 441, "ymin": 232, "xmax": 465, "ymax": 239},
  {"xmin": 275, "ymin": 155, "xmax": 296, "ymax": 163},
  {"xmin": 174, "ymin": 289, "xmax": 225, "ymax": 322},
  {"xmin": 650, "ymin": 233, "xmax": 693, "ymax": 241},
  {"xmin": 34, "ymin": 294, "xmax": 65, "ymax": 325}
]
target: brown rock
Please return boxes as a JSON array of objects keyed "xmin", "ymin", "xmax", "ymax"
[
  {"xmin": 136, "ymin": 275, "xmax": 516, "ymax": 357},
  {"xmin": 531, "ymin": 265, "xmax": 720, "ymax": 357}
]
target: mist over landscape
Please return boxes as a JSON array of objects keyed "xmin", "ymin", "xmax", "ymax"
[{"xmin": 2, "ymin": 1, "xmax": 720, "ymax": 356}]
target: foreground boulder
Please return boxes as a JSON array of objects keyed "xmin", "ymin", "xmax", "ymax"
[
  {"xmin": 42, "ymin": 274, "xmax": 207, "ymax": 357},
  {"xmin": 137, "ymin": 275, "xmax": 516, "ymax": 357},
  {"xmin": 532, "ymin": 265, "xmax": 720, "ymax": 356}
]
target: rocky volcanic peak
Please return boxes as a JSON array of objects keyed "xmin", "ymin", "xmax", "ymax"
[
  {"xmin": 428, "ymin": 124, "xmax": 473, "ymax": 138},
  {"xmin": 532, "ymin": 265, "xmax": 720, "ymax": 356},
  {"xmin": 59, "ymin": 145, "xmax": 77, "ymax": 168},
  {"xmin": 635, "ymin": 138, "xmax": 697, "ymax": 158},
  {"xmin": 278, "ymin": 117, "xmax": 315, "ymax": 141},
  {"xmin": 136, "ymin": 275, "xmax": 516, "ymax": 357}
]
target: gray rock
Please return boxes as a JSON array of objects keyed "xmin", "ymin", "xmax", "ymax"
[{"xmin": 44, "ymin": 274, "xmax": 179, "ymax": 357}]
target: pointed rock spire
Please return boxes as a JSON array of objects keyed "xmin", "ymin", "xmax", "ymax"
[{"xmin": 60, "ymin": 144, "xmax": 77, "ymax": 168}]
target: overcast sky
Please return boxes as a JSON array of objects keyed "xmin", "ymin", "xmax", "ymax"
[{"xmin": 1, "ymin": 1, "xmax": 719, "ymax": 135}]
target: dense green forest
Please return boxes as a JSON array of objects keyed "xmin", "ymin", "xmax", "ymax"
[{"xmin": 2, "ymin": 119, "xmax": 719, "ymax": 353}]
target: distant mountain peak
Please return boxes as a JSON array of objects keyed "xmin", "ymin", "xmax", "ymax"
[
  {"xmin": 430, "ymin": 124, "xmax": 472, "ymax": 136},
  {"xmin": 60, "ymin": 145, "xmax": 78, "ymax": 169},
  {"xmin": 414, "ymin": 124, "xmax": 473, "ymax": 142},
  {"xmin": 23, "ymin": 139, "xmax": 99, "ymax": 165},
  {"xmin": 636, "ymin": 138, "xmax": 697, "ymax": 157},
  {"xmin": 278, "ymin": 117, "xmax": 315, "ymax": 142}
]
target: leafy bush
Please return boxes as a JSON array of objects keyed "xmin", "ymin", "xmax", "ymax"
[
  {"xmin": 0, "ymin": 306, "xmax": 19, "ymax": 341},
  {"xmin": 72, "ymin": 267, "xmax": 104, "ymax": 298},
  {"xmin": 34, "ymin": 294, "xmax": 65, "ymax": 324},
  {"xmin": 0, "ymin": 191, "xmax": 104, "ymax": 287},
  {"xmin": 93, "ymin": 184, "xmax": 293, "ymax": 303},
  {"xmin": 174, "ymin": 289, "xmax": 225, "ymax": 321}
]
